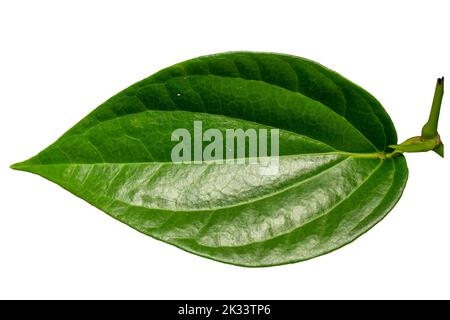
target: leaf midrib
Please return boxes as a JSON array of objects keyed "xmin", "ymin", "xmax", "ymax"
[
  {"xmin": 14, "ymin": 151, "xmax": 360, "ymax": 168},
  {"xmin": 15, "ymin": 155, "xmax": 389, "ymax": 215}
]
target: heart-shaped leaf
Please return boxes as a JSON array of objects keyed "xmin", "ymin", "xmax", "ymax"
[{"xmin": 12, "ymin": 52, "xmax": 408, "ymax": 267}]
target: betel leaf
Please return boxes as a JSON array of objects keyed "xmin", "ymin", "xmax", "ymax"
[{"xmin": 12, "ymin": 52, "xmax": 410, "ymax": 267}]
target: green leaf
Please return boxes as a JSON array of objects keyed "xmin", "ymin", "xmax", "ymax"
[{"xmin": 12, "ymin": 52, "xmax": 408, "ymax": 267}]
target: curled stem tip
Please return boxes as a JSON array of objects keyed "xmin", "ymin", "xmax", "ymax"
[
  {"xmin": 422, "ymin": 77, "xmax": 444, "ymax": 139},
  {"xmin": 389, "ymin": 77, "xmax": 444, "ymax": 158}
]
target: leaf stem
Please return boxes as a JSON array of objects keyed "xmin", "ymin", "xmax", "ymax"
[
  {"xmin": 338, "ymin": 152, "xmax": 387, "ymax": 159},
  {"xmin": 337, "ymin": 150, "xmax": 404, "ymax": 160}
]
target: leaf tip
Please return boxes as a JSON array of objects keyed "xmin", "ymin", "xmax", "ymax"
[
  {"xmin": 10, "ymin": 162, "xmax": 23, "ymax": 170},
  {"xmin": 10, "ymin": 160, "xmax": 31, "ymax": 171}
]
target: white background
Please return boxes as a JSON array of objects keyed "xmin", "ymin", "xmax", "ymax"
[{"xmin": 1, "ymin": 0, "xmax": 449, "ymax": 299}]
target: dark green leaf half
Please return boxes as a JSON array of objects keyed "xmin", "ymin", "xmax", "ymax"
[{"xmin": 12, "ymin": 52, "xmax": 408, "ymax": 267}]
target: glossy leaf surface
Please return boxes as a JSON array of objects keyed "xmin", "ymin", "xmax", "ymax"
[{"xmin": 12, "ymin": 52, "xmax": 408, "ymax": 267}]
